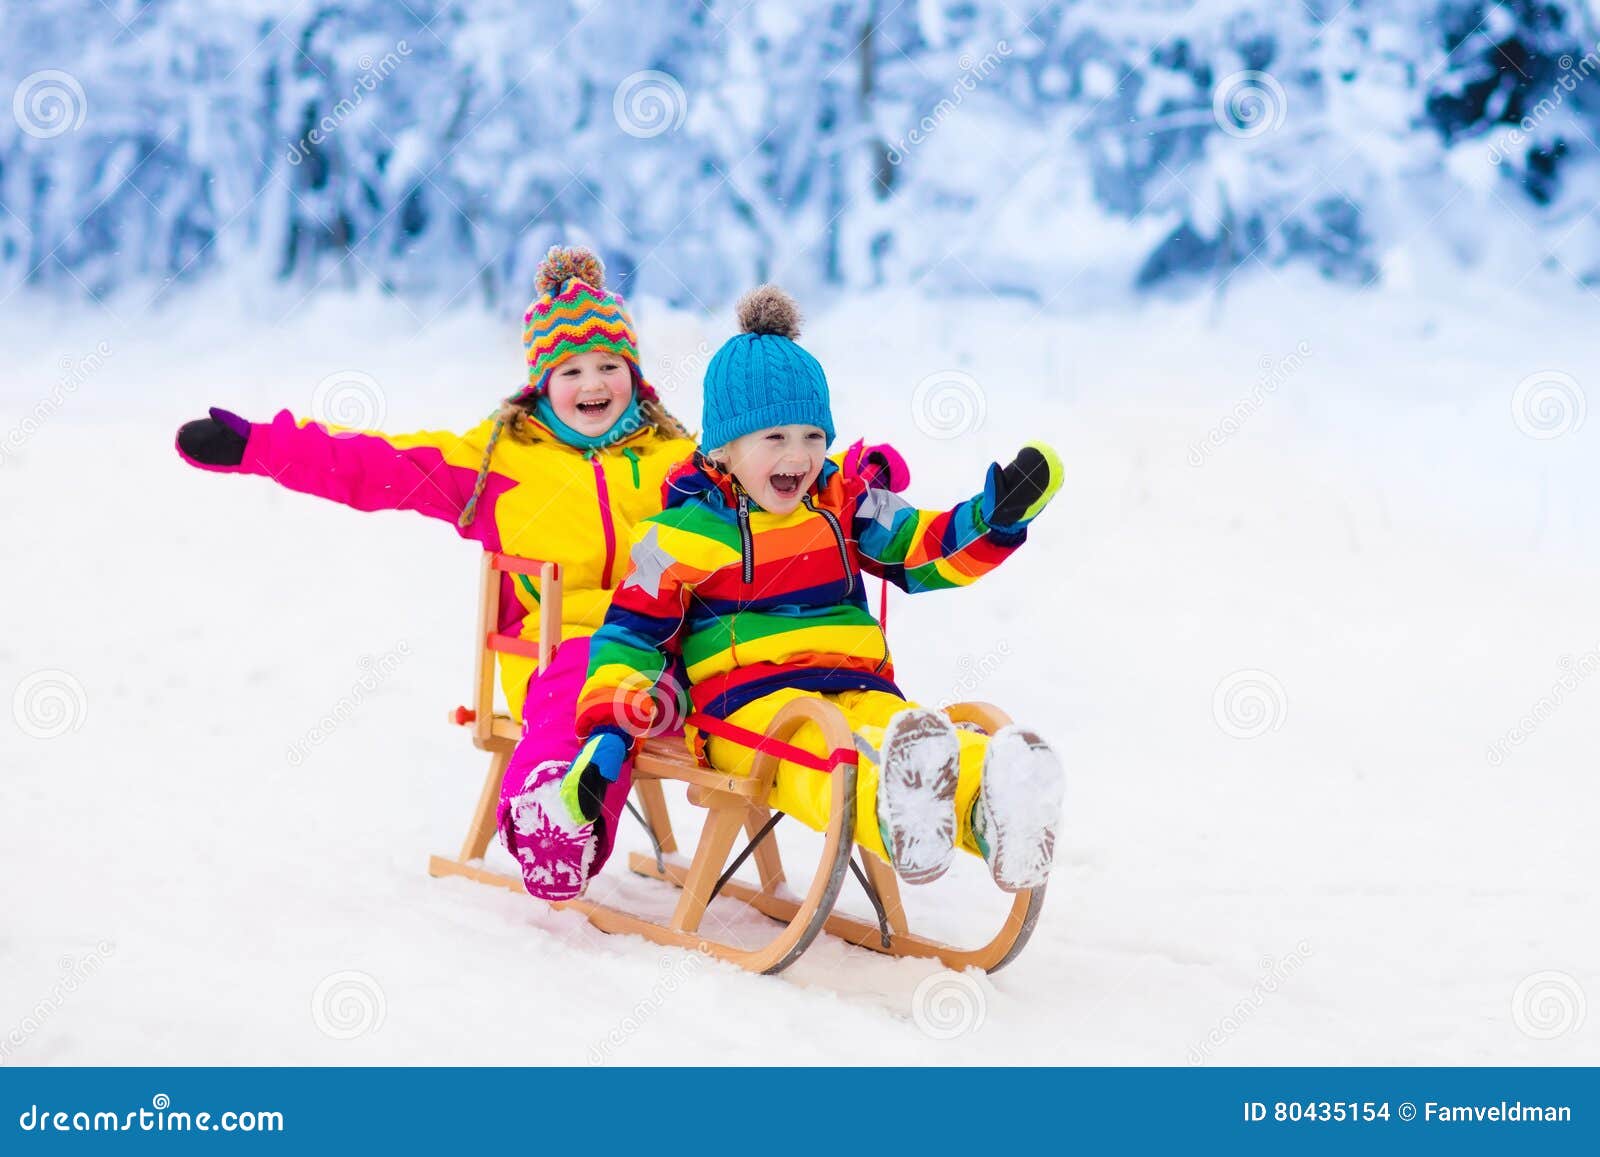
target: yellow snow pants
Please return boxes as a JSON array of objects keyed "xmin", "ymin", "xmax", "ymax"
[{"xmin": 690, "ymin": 687, "xmax": 988, "ymax": 863}]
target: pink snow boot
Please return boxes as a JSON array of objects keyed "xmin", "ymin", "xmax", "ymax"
[{"xmin": 500, "ymin": 759, "xmax": 602, "ymax": 902}]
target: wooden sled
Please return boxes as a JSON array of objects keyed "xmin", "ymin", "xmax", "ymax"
[{"xmin": 428, "ymin": 551, "xmax": 1046, "ymax": 975}]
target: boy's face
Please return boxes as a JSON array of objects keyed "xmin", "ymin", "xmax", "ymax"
[
  {"xmin": 721, "ymin": 424, "xmax": 828, "ymax": 515},
  {"xmin": 544, "ymin": 349, "xmax": 634, "ymax": 437}
]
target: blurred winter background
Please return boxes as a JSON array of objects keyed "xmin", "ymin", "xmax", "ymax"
[{"xmin": 2, "ymin": 0, "xmax": 1597, "ymax": 1066}]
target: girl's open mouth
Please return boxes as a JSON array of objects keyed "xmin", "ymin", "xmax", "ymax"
[
  {"xmin": 769, "ymin": 471, "xmax": 806, "ymax": 497},
  {"xmin": 575, "ymin": 397, "xmax": 613, "ymax": 418}
]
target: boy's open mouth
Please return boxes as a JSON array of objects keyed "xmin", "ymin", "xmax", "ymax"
[
  {"xmin": 575, "ymin": 397, "xmax": 613, "ymax": 419},
  {"xmin": 769, "ymin": 470, "xmax": 806, "ymax": 498}
]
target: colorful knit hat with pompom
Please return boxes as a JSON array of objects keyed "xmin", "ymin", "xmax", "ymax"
[{"xmin": 516, "ymin": 246, "xmax": 657, "ymax": 404}]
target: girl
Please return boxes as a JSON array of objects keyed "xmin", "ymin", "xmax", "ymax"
[
  {"xmin": 560, "ymin": 287, "xmax": 1065, "ymax": 893},
  {"xmin": 173, "ymin": 246, "xmax": 698, "ymax": 901}
]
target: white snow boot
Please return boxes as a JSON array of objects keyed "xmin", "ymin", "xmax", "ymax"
[
  {"xmin": 872, "ymin": 707, "xmax": 961, "ymax": 885},
  {"xmin": 972, "ymin": 725, "xmax": 1063, "ymax": 892}
]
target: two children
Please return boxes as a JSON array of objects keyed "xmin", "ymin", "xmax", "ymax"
[
  {"xmin": 176, "ymin": 254, "xmax": 1065, "ymax": 903},
  {"xmin": 561, "ymin": 287, "xmax": 1065, "ymax": 893}
]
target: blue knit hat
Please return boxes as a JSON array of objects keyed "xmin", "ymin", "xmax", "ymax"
[{"xmin": 699, "ymin": 286, "xmax": 834, "ymax": 453}]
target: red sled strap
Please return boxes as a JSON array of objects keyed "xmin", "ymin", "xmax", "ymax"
[{"xmin": 686, "ymin": 712, "xmax": 858, "ymax": 773}]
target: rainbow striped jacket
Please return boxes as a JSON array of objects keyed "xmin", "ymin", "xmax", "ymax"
[{"xmin": 575, "ymin": 455, "xmax": 1033, "ymax": 735}]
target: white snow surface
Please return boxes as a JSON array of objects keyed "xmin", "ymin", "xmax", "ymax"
[{"xmin": 2, "ymin": 269, "xmax": 1598, "ymax": 1065}]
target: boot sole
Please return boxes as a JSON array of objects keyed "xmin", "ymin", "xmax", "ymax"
[
  {"xmin": 876, "ymin": 707, "xmax": 961, "ymax": 885},
  {"xmin": 977, "ymin": 726, "xmax": 1063, "ymax": 892}
]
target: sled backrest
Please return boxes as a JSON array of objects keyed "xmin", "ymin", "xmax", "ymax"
[{"xmin": 452, "ymin": 552, "xmax": 563, "ymax": 749}]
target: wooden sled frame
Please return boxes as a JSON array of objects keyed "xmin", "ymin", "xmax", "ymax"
[{"xmin": 428, "ymin": 551, "xmax": 1046, "ymax": 974}]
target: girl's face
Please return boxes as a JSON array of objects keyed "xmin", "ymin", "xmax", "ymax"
[
  {"xmin": 719, "ymin": 424, "xmax": 827, "ymax": 515},
  {"xmin": 544, "ymin": 349, "xmax": 634, "ymax": 436}
]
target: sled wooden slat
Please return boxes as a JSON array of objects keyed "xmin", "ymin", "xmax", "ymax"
[
  {"xmin": 430, "ymin": 546, "xmax": 1050, "ymax": 975},
  {"xmin": 628, "ymin": 852, "xmax": 1045, "ymax": 973}
]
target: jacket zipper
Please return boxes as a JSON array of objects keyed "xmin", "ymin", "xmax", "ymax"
[
  {"xmin": 736, "ymin": 490, "xmax": 754, "ymax": 584},
  {"xmin": 591, "ymin": 451, "xmax": 618, "ymax": 588},
  {"xmin": 804, "ymin": 495, "xmax": 855, "ymax": 598}
]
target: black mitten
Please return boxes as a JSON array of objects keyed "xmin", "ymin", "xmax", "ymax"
[
  {"xmin": 982, "ymin": 442, "xmax": 1063, "ymax": 529},
  {"xmin": 176, "ymin": 407, "xmax": 251, "ymax": 466}
]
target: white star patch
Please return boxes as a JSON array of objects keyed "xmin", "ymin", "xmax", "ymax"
[
  {"xmin": 622, "ymin": 524, "xmax": 675, "ymax": 598},
  {"xmin": 856, "ymin": 486, "xmax": 911, "ymax": 532}
]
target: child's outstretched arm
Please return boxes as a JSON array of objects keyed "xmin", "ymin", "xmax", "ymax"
[
  {"xmin": 854, "ymin": 440, "xmax": 1063, "ymax": 594},
  {"xmin": 174, "ymin": 407, "xmax": 508, "ymax": 544}
]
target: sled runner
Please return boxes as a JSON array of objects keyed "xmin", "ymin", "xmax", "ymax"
[{"xmin": 428, "ymin": 551, "xmax": 1046, "ymax": 974}]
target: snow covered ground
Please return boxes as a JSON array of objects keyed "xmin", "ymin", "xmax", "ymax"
[{"xmin": 2, "ymin": 269, "xmax": 1597, "ymax": 1065}]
